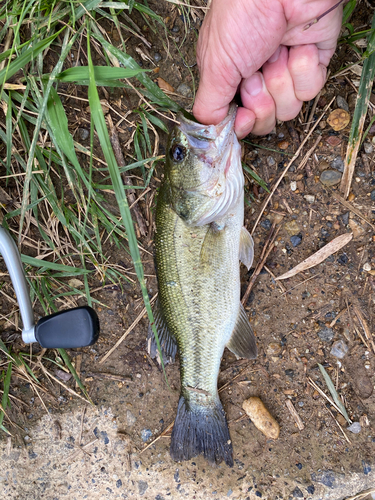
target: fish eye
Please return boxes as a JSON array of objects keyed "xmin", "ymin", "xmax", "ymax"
[{"xmin": 170, "ymin": 144, "xmax": 186, "ymax": 163}]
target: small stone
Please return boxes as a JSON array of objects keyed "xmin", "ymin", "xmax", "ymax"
[
  {"xmin": 330, "ymin": 340, "xmax": 348, "ymax": 359},
  {"xmin": 331, "ymin": 156, "xmax": 345, "ymax": 172},
  {"xmin": 349, "ymin": 219, "xmax": 365, "ymax": 239},
  {"xmin": 278, "ymin": 140, "xmax": 289, "ymax": 150},
  {"xmin": 290, "ymin": 181, "xmax": 297, "ymax": 191},
  {"xmin": 290, "ymin": 234, "xmax": 302, "ymax": 247},
  {"xmin": 319, "ymin": 160, "xmax": 330, "ymax": 171},
  {"xmin": 319, "ymin": 120, "xmax": 326, "ymax": 129},
  {"xmin": 267, "ymin": 156, "xmax": 276, "ymax": 167},
  {"xmin": 311, "ymin": 470, "xmax": 336, "ymax": 488},
  {"xmin": 266, "ymin": 342, "xmax": 282, "ymax": 356},
  {"xmin": 171, "ymin": 25, "xmax": 179, "ymax": 32},
  {"xmin": 336, "ymin": 95, "xmax": 349, "ymax": 112},
  {"xmin": 364, "ymin": 142, "xmax": 373, "ymax": 154},
  {"xmin": 339, "ymin": 212, "xmax": 349, "ymax": 225},
  {"xmin": 141, "ymin": 429, "xmax": 152, "ymax": 442},
  {"xmin": 285, "ymin": 369, "xmax": 294, "ymax": 377},
  {"xmin": 307, "ymin": 485, "xmax": 315, "ymax": 494},
  {"xmin": 153, "ymin": 52, "xmax": 161, "ymax": 62},
  {"xmin": 116, "ymin": 479, "xmax": 122, "ymax": 488},
  {"xmin": 304, "ymin": 194, "xmax": 315, "ymax": 203},
  {"xmin": 363, "ymin": 262, "xmax": 372, "ymax": 272},
  {"xmin": 138, "ymin": 480, "xmax": 149, "ymax": 496},
  {"xmin": 347, "ymin": 422, "xmax": 361, "ymax": 434},
  {"xmin": 79, "ymin": 128, "xmax": 89, "ymax": 140},
  {"xmin": 126, "ymin": 410, "xmax": 137, "ymax": 426},
  {"xmin": 348, "ymin": 192, "xmax": 355, "ymax": 201},
  {"xmin": 284, "ymin": 220, "xmax": 300, "ymax": 235},
  {"xmin": 320, "ymin": 170, "xmax": 342, "ymax": 186},
  {"xmin": 371, "ymin": 190, "xmax": 375, "ymax": 201},
  {"xmin": 176, "ymin": 83, "xmax": 192, "ymax": 98},
  {"xmin": 362, "ymin": 461, "xmax": 371, "ymax": 475},
  {"xmin": 317, "ymin": 327, "xmax": 334, "ymax": 342},
  {"xmin": 260, "ymin": 219, "xmax": 272, "ymax": 230},
  {"xmin": 292, "ymin": 487, "xmax": 303, "ymax": 498}
]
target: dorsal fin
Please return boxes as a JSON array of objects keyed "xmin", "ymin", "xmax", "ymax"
[
  {"xmin": 147, "ymin": 298, "xmax": 177, "ymax": 365},
  {"xmin": 226, "ymin": 303, "xmax": 257, "ymax": 359}
]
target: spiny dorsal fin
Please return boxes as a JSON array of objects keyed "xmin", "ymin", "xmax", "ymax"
[
  {"xmin": 226, "ymin": 303, "xmax": 258, "ymax": 359},
  {"xmin": 239, "ymin": 227, "xmax": 254, "ymax": 270},
  {"xmin": 147, "ymin": 298, "xmax": 177, "ymax": 365}
]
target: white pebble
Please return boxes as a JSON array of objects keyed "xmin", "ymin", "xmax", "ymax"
[
  {"xmin": 290, "ymin": 181, "xmax": 297, "ymax": 191},
  {"xmin": 347, "ymin": 422, "xmax": 361, "ymax": 434},
  {"xmin": 304, "ymin": 194, "xmax": 315, "ymax": 203},
  {"xmin": 363, "ymin": 263, "xmax": 372, "ymax": 272},
  {"xmin": 364, "ymin": 142, "xmax": 373, "ymax": 154}
]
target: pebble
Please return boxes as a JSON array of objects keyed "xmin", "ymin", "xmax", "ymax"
[
  {"xmin": 304, "ymin": 194, "xmax": 315, "ymax": 203},
  {"xmin": 284, "ymin": 220, "xmax": 300, "ymax": 235},
  {"xmin": 171, "ymin": 25, "xmax": 179, "ymax": 32},
  {"xmin": 364, "ymin": 142, "xmax": 373, "ymax": 154},
  {"xmin": 153, "ymin": 52, "xmax": 161, "ymax": 62},
  {"xmin": 363, "ymin": 262, "xmax": 372, "ymax": 272},
  {"xmin": 127, "ymin": 410, "xmax": 137, "ymax": 426},
  {"xmin": 311, "ymin": 470, "xmax": 336, "ymax": 488},
  {"xmin": 339, "ymin": 212, "xmax": 349, "ymax": 225},
  {"xmin": 292, "ymin": 487, "xmax": 303, "ymax": 498},
  {"xmin": 285, "ymin": 369, "xmax": 294, "ymax": 377},
  {"xmin": 363, "ymin": 461, "xmax": 372, "ymax": 475},
  {"xmin": 319, "ymin": 160, "xmax": 330, "ymax": 171},
  {"xmin": 176, "ymin": 83, "xmax": 192, "ymax": 98},
  {"xmin": 349, "ymin": 219, "xmax": 365, "ymax": 239},
  {"xmin": 138, "ymin": 480, "xmax": 148, "ymax": 496},
  {"xmin": 260, "ymin": 218, "xmax": 272, "ymax": 230},
  {"xmin": 266, "ymin": 342, "xmax": 282, "ymax": 356},
  {"xmin": 267, "ymin": 156, "xmax": 276, "ymax": 167},
  {"xmin": 141, "ymin": 429, "xmax": 152, "ymax": 442},
  {"xmin": 79, "ymin": 128, "xmax": 90, "ymax": 140},
  {"xmin": 370, "ymin": 190, "xmax": 375, "ymax": 201},
  {"xmin": 331, "ymin": 156, "xmax": 345, "ymax": 172},
  {"xmin": 290, "ymin": 234, "xmax": 302, "ymax": 247},
  {"xmin": 330, "ymin": 340, "xmax": 348, "ymax": 359},
  {"xmin": 242, "ymin": 397, "xmax": 280, "ymax": 439},
  {"xmin": 320, "ymin": 170, "xmax": 342, "ymax": 186},
  {"xmin": 317, "ymin": 327, "xmax": 334, "ymax": 342},
  {"xmin": 290, "ymin": 181, "xmax": 297, "ymax": 191},
  {"xmin": 347, "ymin": 422, "xmax": 361, "ymax": 434},
  {"xmin": 307, "ymin": 485, "xmax": 315, "ymax": 494},
  {"xmin": 336, "ymin": 95, "xmax": 349, "ymax": 112}
]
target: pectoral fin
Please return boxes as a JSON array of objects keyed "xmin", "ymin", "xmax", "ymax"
[
  {"xmin": 226, "ymin": 303, "xmax": 258, "ymax": 359},
  {"xmin": 147, "ymin": 299, "xmax": 177, "ymax": 364},
  {"xmin": 239, "ymin": 227, "xmax": 254, "ymax": 270}
]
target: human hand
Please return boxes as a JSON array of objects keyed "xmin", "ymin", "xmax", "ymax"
[{"xmin": 193, "ymin": 0, "xmax": 343, "ymax": 138}]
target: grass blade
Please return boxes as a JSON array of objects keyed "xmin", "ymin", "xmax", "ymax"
[
  {"xmin": 57, "ymin": 348, "xmax": 92, "ymax": 403},
  {"xmin": 340, "ymin": 11, "xmax": 375, "ymax": 198},
  {"xmin": 318, "ymin": 363, "xmax": 351, "ymax": 424}
]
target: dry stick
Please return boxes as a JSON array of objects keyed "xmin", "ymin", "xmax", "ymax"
[
  {"xmin": 99, "ymin": 293, "xmax": 158, "ymax": 364},
  {"xmin": 296, "ymin": 134, "xmax": 322, "ymax": 174},
  {"xmin": 325, "ymin": 405, "xmax": 351, "ymax": 444},
  {"xmin": 108, "ymin": 115, "xmax": 147, "ymax": 237},
  {"xmin": 264, "ymin": 265, "xmax": 286, "ymax": 293},
  {"xmin": 304, "ymin": 91, "xmax": 322, "ymax": 133},
  {"xmin": 251, "ymin": 97, "xmax": 335, "ymax": 234},
  {"xmin": 353, "ymin": 305, "xmax": 375, "ymax": 354},
  {"xmin": 242, "ymin": 225, "xmax": 280, "ymax": 305},
  {"xmin": 330, "ymin": 192, "xmax": 375, "ymax": 231},
  {"xmin": 218, "ymin": 366, "xmax": 258, "ymax": 393},
  {"xmin": 140, "ymin": 421, "xmax": 174, "ymax": 453},
  {"xmin": 285, "ymin": 399, "xmax": 304, "ymax": 430}
]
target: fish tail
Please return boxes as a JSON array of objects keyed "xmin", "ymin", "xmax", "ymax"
[{"xmin": 170, "ymin": 394, "xmax": 233, "ymax": 467}]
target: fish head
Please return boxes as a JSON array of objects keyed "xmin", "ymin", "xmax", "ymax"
[{"xmin": 165, "ymin": 104, "xmax": 243, "ymax": 226}]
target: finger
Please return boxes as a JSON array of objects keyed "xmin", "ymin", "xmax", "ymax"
[
  {"xmin": 262, "ymin": 45, "xmax": 302, "ymax": 122},
  {"xmin": 237, "ymin": 72, "xmax": 276, "ymax": 137},
  {"xmin": 288, "ymin": 44, "xmax": 326, "ymax": 102},
  {"xmin": 234, "ymin": 108, "xmax": 256, "ymax": 140}
]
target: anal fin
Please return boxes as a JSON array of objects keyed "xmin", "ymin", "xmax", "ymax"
[
  {"xmin": 239, "ymin": 226, "xmax": 254, "ymax": 270},
  {"xmin": 226, "ymin": 303, "xmax": 257, "ymax": 359},
  {"xmin": 147, "ymin": 299, "xmax": 177, "ymax": 365}
]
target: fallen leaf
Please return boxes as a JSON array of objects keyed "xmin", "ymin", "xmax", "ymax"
[
  {"xmin": 100, "ymin": 99, "xmax": 110, "ymax": 115},
  {"xmin": 68, "ymin": 278, "xmax": 84, "ymax": 288},
  {"xmin": 327, "ymin": 109, "xmax": 350, "ymax": 131},
  {"xmin": 157, "ymin": 77, "xmax": 174, "ymax": 93},
  {"xmin": 276, "ymin": 233, "xmax": 353, "ymax": 280}
]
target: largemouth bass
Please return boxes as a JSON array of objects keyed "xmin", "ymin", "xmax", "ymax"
[{"xmin": 148, "ymin": 105, "xmax": 257, "ymax": 466}]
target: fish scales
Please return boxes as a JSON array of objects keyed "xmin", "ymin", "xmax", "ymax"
[{"xmin": 148, "ymin": 105, "xmax": 257, "ymax": 466}]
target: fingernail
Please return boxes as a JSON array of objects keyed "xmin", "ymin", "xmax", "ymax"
[
  {"xmin": 267, "ymin": 46, "xmax": 281, "ymax": 64},
  {"xmin": 246, "ymin": 73, "xmax": 263, "ymax": 96}
]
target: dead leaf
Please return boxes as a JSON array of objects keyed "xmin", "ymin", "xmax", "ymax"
[
  {"xmin": 157, "ymin": 77, "xmax": 174, "ymax": 93},
  {"xmin": 276, "ymin": 233, "xmax": 353, "ymax": 280},
  {"xmin": 349, "ymin": 64, "xmax": 363, "ymax": 76},
  {"xmin": 327, "ymin": 109, "xmax": 350, "ymax": 131},
  {"xmin": 100, "ymin": 99, "xmax": 110, "ymax": 115},
  {"xmin": 68, "ymin": 278, "xmax": 84, "ymax": 288}
]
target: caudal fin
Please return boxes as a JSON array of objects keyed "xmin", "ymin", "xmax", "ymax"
[{"xmin": 170, "ymin": 395, "xmax": 233, "ymax": 467}]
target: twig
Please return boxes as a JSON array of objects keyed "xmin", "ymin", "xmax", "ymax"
[
  {"xmin": 307, "ymin": 378, "xmax": 346, "ymax": 418},
  {"xmin": 325, "ymin": 405, "xmax": 351, "ymax": 444},
  {"xmin": 242, "ymin": 224, "xmax": 280, "ymax": 305},
  {"xmin": 252, "ymin": 97, "xmax": 335, "ymax": 234},
  {"xmin": 330, "ymin": 192, "xmax": 375, "ymax": 231},
  {"xmin": 264, "ymin": 265, "xmax": 286, "ymax": 293},
  {"xmin": 352, "ymin": 305, "xmax": 375, "ymax": 354},
  {"xmin": 285, "ymin": 399, "xmax": 304, "ymax": 430},
  {"xmin": 99, "ymin": 293, "xmax": 157, "ymax": 363},
  {"xmin": 296, "ymin": 134, "xmax": 322, "ymax": 175},
  {"xmin": 218, "ymin": 366, "xmax": 258, "ymax": 393},
  {"xmin": 304, "ymin": 91, "xmax": 322, "ymax": 133},
  {"xmin": 108, "ymin": 115, "xmax": 148, "ymax": 237},
  {"xmin": 140, "ymin": 421, "xmax": 174, "ymax": 453}
]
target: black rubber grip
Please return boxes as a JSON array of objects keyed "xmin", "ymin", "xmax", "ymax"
[{"xmin": 35, "ymin": 306, "xmax": 100, "ymax": 348}]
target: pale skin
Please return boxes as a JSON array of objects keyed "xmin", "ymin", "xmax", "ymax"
[{"xmin": 193, "ymin": 0, "xmax": 343, "ymax": 138}]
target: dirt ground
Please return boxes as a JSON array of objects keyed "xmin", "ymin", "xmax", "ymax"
[{"xmin": 1, "ymin": 2, "xmax": 375, "ymax": 499}]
